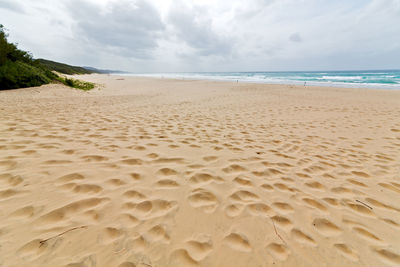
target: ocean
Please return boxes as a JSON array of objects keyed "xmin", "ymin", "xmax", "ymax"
[{"xmin": 126, "ymin": 70, "xmax": 400, "ymax": 89}]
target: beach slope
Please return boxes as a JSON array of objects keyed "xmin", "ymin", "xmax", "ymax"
[{"xmin": 0, "ymin": 75, "xmax": 399, "ymax": 266}]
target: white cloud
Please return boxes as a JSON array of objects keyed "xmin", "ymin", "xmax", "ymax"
[
  {"xmin": 0, "ymin": 0, "xmax": 399, "ymax": 71},
  {"xmin": 66, "ymin": 0, "xmax": 165, "ymax": 59}
]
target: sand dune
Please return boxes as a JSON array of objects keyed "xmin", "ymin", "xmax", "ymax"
[{"xmin": 0, "ymin": 75, "xmax": 399, "ymax": 266}]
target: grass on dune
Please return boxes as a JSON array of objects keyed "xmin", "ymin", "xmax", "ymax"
[{"xmin": 56, "ymin": 77, "xmax": 95, "ymax": 91}]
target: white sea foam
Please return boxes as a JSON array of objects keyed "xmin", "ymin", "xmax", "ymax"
[{"xmin": 122, "ymin": 71, "xmax": 400, "ymax": 89}]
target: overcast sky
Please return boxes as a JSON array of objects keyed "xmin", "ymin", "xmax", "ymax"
[{"xmin": 1, "ymin": 0, "xmax": 399, "ymax": 72}]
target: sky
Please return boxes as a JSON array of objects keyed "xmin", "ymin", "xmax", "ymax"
[{"xmin": 1, "ymin": 0, "xmax": 399, "ymax": 72}]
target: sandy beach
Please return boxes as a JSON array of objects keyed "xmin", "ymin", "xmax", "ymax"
[{"xmin": 0, "ymin": 75, "xmax": 399, "ymax": 267}]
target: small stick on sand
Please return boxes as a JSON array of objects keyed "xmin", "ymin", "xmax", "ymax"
[
  {"xmin": 271, "ymin": 217, "xmax": 286, "ymax": 244},
  {"xmin": 356, "ymin": 200, "xmax": 373, "ymax": 210},
  {"xmin": 39, "ymin": 226, "xmax": 87, "ymax": 247}
]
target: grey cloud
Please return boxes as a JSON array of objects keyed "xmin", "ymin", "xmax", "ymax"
[
  {"xmin": 0, "ymin": 0, "xmax": 25, "ymax": 13},
  {"xmin": 66, "ymin": 0, "xmax": 164, "ymax": 59},
  {"xmin": 168, "ymin": 6, "xmax": 232, "ymax": 57},
  {"xmin": 2, "ymin": 0, "xmax": 399, "ymax": 72},
  {"xmin": 289, "ymin": 33, "xmax": 302, "ymax": 43}
]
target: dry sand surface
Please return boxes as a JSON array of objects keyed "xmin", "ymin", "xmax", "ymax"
[{"xmin": 0, "ymin": 75, "xmax": 400, "ymax": 267}]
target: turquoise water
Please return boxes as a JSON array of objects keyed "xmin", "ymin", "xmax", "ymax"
[{"xmin": 129, "ymin": 70, "xmax": 400, "ymax": 89}]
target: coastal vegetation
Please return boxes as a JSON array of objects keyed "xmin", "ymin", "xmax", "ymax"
[
  {"xmin": 56, "ymin": 76, "xmax": 95, "ymax": 91},
  {"xmin": 0, "ymin": 24, "xmax": 95, "ymax": 90},
  {"xmin": 38, "ymin": 59, "xmax": 93, "ymax": 75}
]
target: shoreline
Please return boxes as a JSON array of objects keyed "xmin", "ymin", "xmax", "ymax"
[
  {"xmin": 115, "ymin": 73, "xmax": 400, "ymax": 90},
  {"xmin": 80, "ymin": 74, "xmax": 400, "ymax": 95}
]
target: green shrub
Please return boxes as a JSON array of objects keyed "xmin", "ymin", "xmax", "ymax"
[
  {"xmin": 0, "ymin": 24, "xmax": 96, "ymax": 90},
  {"xmin": 0, "ymin": 24, "xmax": 55, "ymax": 90},
  {"xmin": 56, "ymin": 76, "xmax": 95, "ymax": 91},
  {"xmin": 0, "ymin": 61, "xmax": 53, "ymax": 89},
  {"xmin": 37, "ymin": 59, "xmax": 94, "ymax": 75},
  {"xmin": 65, "ymin": 78, "xmax": 74, "ymax": 87}
]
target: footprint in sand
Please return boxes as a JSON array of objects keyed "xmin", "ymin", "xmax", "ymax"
[
  {"xmin": 302, "ymin": 198, "xmax": 328, "ymax": 212},
  {"xmin": 123, "ymin": 190, "xmax": 147, "ymax": 202},
  {"xmin": 189, "ymin": 172, "xmax": 223, "ymax": 186},
  {"xmin": 184, "ymin": 234, "xmax": 213, "ymax": 261},
  {"xmin": 107, "ymin": 178, "xmax": 127, "ymax": 186},
  {"xmin": 127, "ymin": 234, "xmax": 147, "ymax": 252},
  {"xmin": 347, "ymin": 178, "xmax": 367, "ymax": 187},
  {"xmin": 144, "ymin": 224, "xmax": 170, "ymax": 243},
  {"xmin": 17, "ymin": 239, "xmax": 48, "ymax": 259},
  {"xmin": 266, "ymin": 242, "xmax": 290, "ymax": 261},
  {"xmin": 272, "ymin": 215, "xmax": 293, "ymax": 230},
  {"xmin": 37, "ymin": 198, "xmax": 109, "ymax": 224},
  {"xmin": 351, "ymin": 171, "xmax": 370, "ymax": 178},
  {"xmin": 246, "ymin": 203, "xmax": 274, "ymax": 217},
  {"xmin": 225, "ymin": 204, "xmax": 245, "ymax": 217},
  {"xmin": 323, "ymin": 197, "xmax": 340, "ymax": 207},
  {"xmin": 331, "ymin": 186, "xmax": 354, "ymax": 195},
  {"xmin": 272, "ymin": 202, "xmax": 294, "ymax": 214},
  {"xmin": 229, "ymin": 190, "xmax": 260, "ymax": 203},
  {"xmin": 333, "ymin": 243, "xmax": 359, "ymax": 262},
  {"xmin": 128, "ymin": 199, "xmax": 177, "ymax": 219},
  {"xmin": 345, "ymin": 202, "xmax": 375, "ymax": 217},
  {"xmin": 0, "ymin": 189, "xmax": 23, "ymax": 199},
  {"xmin": 0, "ymin": 160, "xmax": 17, "ymax": 170},
  {"xmin": 153, "ymin": 157, "xmax": 185, "ymax": 164},
  {"xmin": 305, "ymin": 181, "xmax": 325, "ymax": 190},
  {"xmin": 11, "ymin": 205, "xmax": 43, "ymax": 218},
  {"xmin": 0, "ymin": 173, "xmax": 23, "ymax": 186},
  {"xmin": 224, "ymin": 232, "xmax": 252, "ymax": 252},
  {"xmin": 261, "ymin": 183, "xmax": 274, "ymax": 191},
  {"xmin": 155, "ymin": 179, "xmax": 180, "ymax": 188},
  {"xmin": 365, "ymin": 197, "xmax": 400, "ymax": 212},
  {"xmin": 203, "ymin": 156, "xmax": 218, "ymax": 162},
  {"xmin": 373, "ymin": 248, "xmax": 400, "ymax": 265},
  {"xmin": 72, "ymin": 184, "xmax": 103, "ymax": 194},
  {"xmin": 382, "ymin": 218, "xmax": 400, "ymax": 228},
  {"xmin": 42, "ymin": 159, "xmax": 72, "ymax": 165},
  {"xmin": 222, "ymin": 164, "xmax": 247, "ymax": 173},
  {"xmin": 233, "ymin": 176, "xmax": 253, "ymax": 187},
  {"xmin": 273, "ymin": 183, "xmax": 294, "ymax": 192},
  {"xmin": 102, "ymin": 227, "xmax": 123, "ymax": 244},
  {"xmin": 312, "ymin": 218, "xmax": 342, "ymax": 237},
  {"xmin": 188, "ymin": 188, "xmax": 219, "ymax": 213},
  {"xmin": 81, "ymin": 155, "xmax": 109, "ymax": 162},
  {"xmin": 291, "ymin": 229, "xmax": 316, "ymax": 247},
  {"xmin": 157, "ymin": 167, "xmax": 178, "ymax": 176},
  {"xmin": 118, "ymin": 262, "xmax": 136, "ymax": 267},
  {"xmin": 129, "ymin": 172, "xmax": 143, "ymax": 181},
  {"xmin": 56, "ymin": 172, "xmax": 85, "ymax": 183},
  {"xmin": 120, "ymin": 158, "xmax": 143, "ymax": 165},
  {"xmin": 378, "ymin": 183, "xmax": 400, "ymax": 194},
  {"xmin": 119, "ymin": 213, "xmax": 140, "ymax": 227},
  {"xmin": 262, "ymin": 168, "xmax": 283, "ymax": 177},
  {"xmin": 169, "ymin": 249, "xmax": 198, "ymax": 266},
  {"xmin": 352, "ymin": 227, "xmax": 383, "ymax": 244}
]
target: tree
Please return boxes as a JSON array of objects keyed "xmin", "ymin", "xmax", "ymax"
[{"xmin": 0, "ymin": 24, "xmax": 8, "ymax": 65}]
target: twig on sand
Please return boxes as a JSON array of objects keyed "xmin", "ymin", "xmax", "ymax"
[
  {"xmin": 39, "ymin": 226, "xmax": 87, "ymax": 247},
  {"xmin": 271, "ymin": 217, "xmax": 286, "ymax": 244},
  {"xmin": 356, "ymin": 200, "xmax": 373, "ymax": 210}
]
